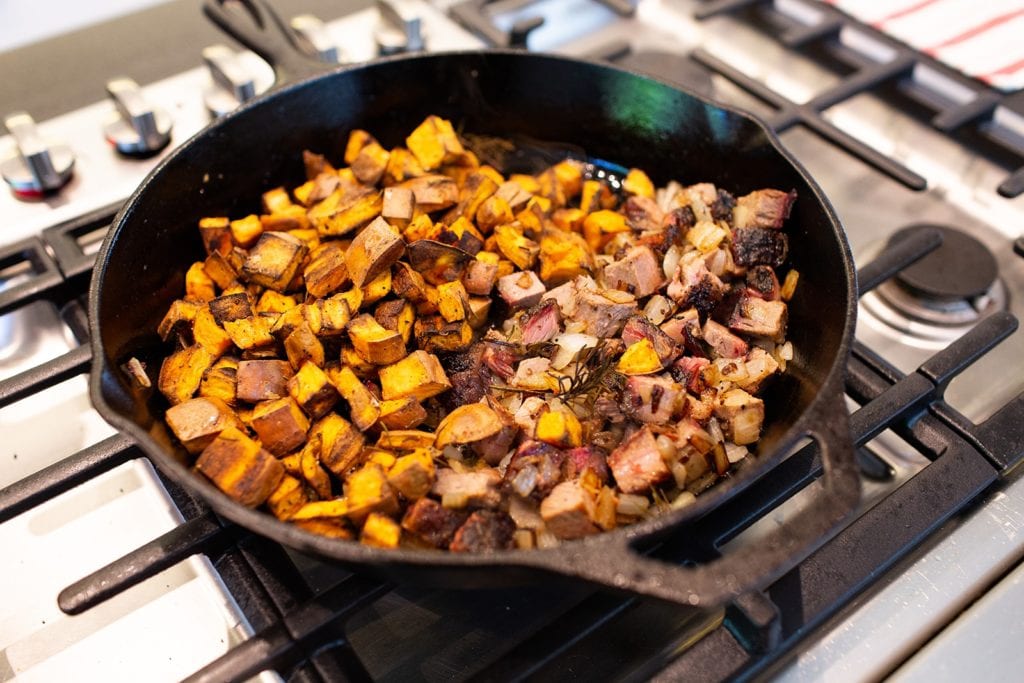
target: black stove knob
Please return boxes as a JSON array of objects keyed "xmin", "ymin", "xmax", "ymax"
[
  {"xmin": 290, "ymin": 14, "xmax": 341, "ymax": 63},
  {"xmin": 1, "ymin": 112, "xmax": 75, "ymax": 197},
  {"xmin": 103, "ymin": 78, "xmax": 173, "ymax": 156},
  {"xmin": 374, "ymin": 0, "xmax": 424, "ymax": 56},
  {"xmin": 202, "ymin": 45, "xmax": 259, "ymax": 118}
]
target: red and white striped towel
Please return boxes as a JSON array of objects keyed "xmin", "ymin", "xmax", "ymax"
[{"xmin": 822, "ymin": 0, "xmax": 1024, "ymax": 91}]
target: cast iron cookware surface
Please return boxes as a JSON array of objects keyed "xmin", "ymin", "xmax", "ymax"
[{"xmin": 88, "ymin": 0, "xmax": 859, "ymax": 607}]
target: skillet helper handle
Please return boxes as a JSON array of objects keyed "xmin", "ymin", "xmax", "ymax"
[
  {"xmin": 203, "ymin": 0, "xmax": 328, "ymax": 87},
  {"xmin": 553, "ymin": 386, "xmax": 860, "ymax": 608}
]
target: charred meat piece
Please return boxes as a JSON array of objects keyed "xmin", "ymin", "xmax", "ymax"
[
  {"xmin": 401, "ymin": 498, "xmax": 468, "ymax": 548},
  {"xmin": 563, "ymin": 446, "xmax": 610, "ymax": 482},
  {"xmin": 729, "ymin": 295, "xmax": 788, "ymax": 340},
  {"xmin": 504, "ymin": 440, "xmax": 566, "ymax": 499},
  {"xmin": 746, "ymin": 265, "xmax": 781, "ymax": 300},
  {"xmin": 622, "ymin": 375, "xmax": 683, "ymax": 424},
  {"xmin": 732, "ymin": 189, "xmax": 796, "ymax": 229},
  {"xmin": 731, "ymin": 227, "xmax": 789, "ymax": 268},
  {"xmin": 521, "ymin": 300, "xmax": 563, "ymax": 345},
  {"xmin": 540, "ymin": 481, "xmax": 598, "ymax": 540},
  {"xmin": 702, "ymin": 319, "xmax": 749, "ymax": 359},
  {"xmin": 670, "ymin": 356, "xmax": 710, "ymax": 394},
  {"xmin": 710, "ymin": 188, "xmax": 736, "ymax": 222},
  {"xmin": 432, "ymin": 468, "xmax": 502, "ymax": 509},
  {"xmin": 572, "ymin": 291, "xmax": 638, "ymax": 337},
  {"xmin": 607, "ymin": 426, "xmax": 671, "ymax": 494},
  {"xmin": 621, "ymin": 314, "xmax": 679, "ymax": 365},
  {"xmin": 667, "ymin": 251, "xmax": 725, "ymax": 317},
  {"xmin": 449, "ymin": 510, "xmax": 516, "ymax": 552},
  {"xmin": 622, "ymin": 195, "xmax": 665, "ymax": 232}
]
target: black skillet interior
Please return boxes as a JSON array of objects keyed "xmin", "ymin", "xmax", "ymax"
[{"xmin": 90, "ymin": 50, "xmax": 857, "ymax": 601}]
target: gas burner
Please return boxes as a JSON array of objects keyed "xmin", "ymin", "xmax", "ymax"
[{"xmin": 861, "ymin": 224, "xmax": 1007, "ymax": 343}]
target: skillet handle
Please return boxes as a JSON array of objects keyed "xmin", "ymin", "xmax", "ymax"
[
  {"xmin": 536, "ymin": 385, "xmax": 860, "ymax": 608},
  {"xmin": 203, "ymin": 0, "xmax": 330, "ymax": 87}
]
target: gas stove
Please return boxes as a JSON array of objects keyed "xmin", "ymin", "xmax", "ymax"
[{"xmin": 2, "ymin": 0, "xmax": 1023, "ymax": 680}]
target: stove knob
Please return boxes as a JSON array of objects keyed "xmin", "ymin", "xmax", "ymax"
[
  {"xmin": 374, "ymin": 0, "xmax": 424, "ymax": 56},
  {"xmin": 290, "ymin": 14, "xmax": 341, "ymax": 63},
  {"xmin": 103, "ymin": 78, "xmax": 173, "ymax": 156},
  {"xmin": 0, "ymin": 112, "xmax": 75, "ymax": 197},
  {"xmin": 202, "ymin": 45, "xmax": 258, "ymax": 118}
]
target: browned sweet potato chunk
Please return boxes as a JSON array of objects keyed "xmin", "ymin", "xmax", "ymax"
[
  {"xmin": 199, "ymin": 355, "xmax": 239, "ymax": 406},
  {"xmin": 159, "ymin": 344, "xmax": 215, "ymax": 405},
  {"xmin": 165, "ymin": 396, "xmax": 238, "ymax": 454},
  {"xmin": 361, "ymin": 512, "xmax": 402, "ymax": 548},
  {"xmin": 195, "ymin": 427, "xmax": 284, "ymax": 507},
  {"xmin": 348, "ymin": 313, "xmax": 407, "ymax": 365},
  {"xmin": 242, "ymin": 231, "xmax": 308, "ymax": 292},
  {"xmin": 267, "ymin": 474, "xmax": 308, "ymax": 519},
  {"xmin": 303, "ymin": 241, "xmax": 349, "ymax": 298},
  {"xmin": 250, "ymin": 397, "xmax": 310, "ymax": 455},
  {"xmin": 345, "ymin": 463, "xmax": 399, "ymax": 524},
  {"xmin": 313, "ymin": 413, "xmax": 365, "ymax": 476},
  {"xmin": 351, "ymin": 141, "xmax": 391, "ymax": 185},
  {"xmin": 379, "ymin": 350, "xmax": 451, "ymax": 401},
  {"xmin": 326, "ymin": 363, "xmax": 380, "ymax": 431},
  {"xmin": 345, "ymin": 216, "xmax": 405, "ymax": 288},
  {"xmin": 287, "ymin": 361, "xmax": 340, "ymax": 419},
  {"xmin": 309, "ymin": 188, "xmax": 383, "ymax": 237},
  {"xmin": 405, "ymin": 115, "xmax": 464, "ymax": 171},
  {"xmin": 378, "ymin": 397, "xmax": 427, "ymax": 429},
  {"xmin": 387, "ymin": 448, "xmax": 436, "ymax": 500},
  {"xmin": 236, "ymin": 359, "xmax": 293, "ymax": 403},
  {"xmin": 209, "ymin": 292, "xmax": 253, "ymax": 324},
  {"xmin": 284, "ymin": 321, "xmax": 325, "ymax": 369},
  {"xmin": 400, "ymin": 174, "xmax": 459, "ymax": 212}
]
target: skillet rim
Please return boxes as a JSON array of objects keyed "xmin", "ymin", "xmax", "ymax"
[{"xmin": 87, "ymin": 48, "xmax": 858, "ymax": 579}]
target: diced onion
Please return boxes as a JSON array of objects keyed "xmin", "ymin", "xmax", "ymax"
[
  {"xmin": 643, "ymin": 295, "xmax": 673, "ymax": 325},
  {"xmin": 617, "ymin": 494, "xmax": 651, "ymax": 517},
  {"xmin": 725, "ymin": 441, "xmax": 749, "ymax": 463},
  {"xmin": 550, "ymin": 332, "xmax": 599, "ymax": 370},
  {"xmin": 671, "ymin": 491, "xmax": 697, "ymax": 509}
]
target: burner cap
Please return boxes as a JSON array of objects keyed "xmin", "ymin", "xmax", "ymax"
[
  {"xmin": 616, "ymin": 50, "xmax": 714, "ymax": 97},
  {"xmin": 891, "ymin": 224, "xmax": 998, "ymax": 300}
]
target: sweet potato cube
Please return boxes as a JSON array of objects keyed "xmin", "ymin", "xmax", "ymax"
[
  {"xmin": 467, "ymin": 296, "xmax": 492, "ymax": 329},
  {"xmin": 256, "ymin": 290, "xmax": 297, "ymax": 315},
  {"xmin": 345, "ymin": 216, "xmax": 404, "ymax": 288},
  {"xmin": 381, "ymin": 186, "xmax": 415, "ymax": 223},
  {"xmin": 251, "ymin": 397, "xmax": 309, "ymax": 455},
  {"xmin": 345, "ymin": 463, "xmax": 399, "ymax": 524},
  {"xmin": 436, "ymin": 280, "xmax": 470, "ymax": 322},
  {"xmin": 291, "ymin": 499, "xmax": 350, "ymax": 521},
  {"xmin": 494, "ymin": 225, "xmax": 539, "ymax": 270},
  {"xmin": 222, "ymin": 315, "xmax": 274, "ymax": 350},
  {"xmin": 384, "ymin": 146, "xmax": 426, "ymax": 185},
  {"xmin": 360, "ymin": 269, "xmax": 392, "ymax": 305},
  {"xmin": 351, "ymin": 141, "xmax": 391, "ymax": 185},
  {"xmin": 338, "ymin": 346, "xmax": 377, "ymax": 379},
  {"xmin": 203, "ymin": 250, "xmax": 239, "ymax": 290},
  {"xmin": 374, "ymin": 299, "xmax": 416, "ymax": 344},
  {"xmin": 165, "ymin": 396, "xmax": 237, "ymax": 454},
  {"xmin": 303, "ymin": 241, "xmax": 349, "ymax": 298},
  {"xmin": 313, "ymin": 413, "xmax": 365, "ymax": 476},
  {"xmin": 198, "ymin": 216, "xmax": 232, "ymax": 255},
  {"xmin": 193, "ymin": 306, "xmax": 233, "ymax": 358},
  {"xmin": 287, "ymin": 361, "xmax": 340, "ymax": 419},
  {"xmin": 229, "ymin": 214, "xmax": 263, "ymax": 248},
  {"xmin": 343, "ymin": 128, "xmax": 377, "ymax": 164},
  {"xmin": 413, "ymin": 315, "xmax": 473, "ymax": 353},
  {"xmin": 623, "ymin": 168, "xmax": 655, "ymax": 198},
  {"xmin": 538, "ymin": 229, "xmax": 593, "ymax": 286},
  {"xmin": 242, "ymin": 231, "xmax": 308, "ymax": 292},
  {"xmin": 159, "ymin": 344, "xmax": 215, "ymax": 405},
  {"xmin": 267, "ymin": 474, "xmax": 309, "ymax": 519},
  {"xmin": 300, "ymin": 445, "xmax": 333, "ymax": 499},
  {"xmin": 292, "ymin": 518, "xmax": 354, "ymax": 539},
  {"xmin": 236, "ymin": 359, "xmax": 293, "ymax": 402},
  {"xmin": 284, "ymin": 321, "xmax": 325, "ymax": 369},
  {"xmin": 376, "ymin": 430, "xmax": 436, "ymax": 452},
  {"xmin": 185, "ymin": 262, "xmax": 216, "ymax": 302},
  {"xmin": 392, "ymin": 261, "xmax": 429, "ymax": 302},
  {"xmin": 617, "ymin": 339, "xmax": 664, "ymax": 375},
  {"xmin": 387, "ymin": 448, "xmax": 436, "ymax": 500},
  {"xmin": 158, "ymin": 299, "xmax": 200, "ymax": 342},
  {"xmin": 535, "ymin": 408, "xmax": 583, "ymax": 449},
  {"xmin": 400, "ymin": 174, "xmax": 459, "ymax": 212},
  {"xmin": 260, "ymin": 205, "xmax": 309, "ymax": 233},
  {"xmin": 200, "ymin": 355, "xmax": 239, "ymax": 406},
  {"xmin": 378, "ymin": 397, "xmax": 427, "ymax": 429},
  {"xmin": 361, "ymin": 512, "xmax": 402, "ymax": 548},
  {"xmin": 308, "ymin": 297, "xmax": 352, "ymax": 338},
  {"xmin": 195, "ymin": 427, "xmax": 284, "ymax": 507},
  {"xmin": 327, "ymin": 364, "xmax": 381, "ymax": 431},
  {"xmin": 405, "ymin": 115, "xmax": 464, "ymax": 171},
  {"xmin": 348, "ymin": 313, "xmax": 407, "ymax": 365},
  {"xmin": 262, "ymin": 186, "xmax": 292, "ymax": 213},
  {"xmin": 309, "ymin": 189, "xmax": 383, "ymax": 237},
  {"xmin": 379, "ymin": 350, "xmax": 451, "ymax": 401},
  {"xmin": 208, "ymin": 292, "xmax": 253, "ymax": 324},
  {"xmin": 475, "ymin": 195, "xmax": 513, "ymax": 233}
]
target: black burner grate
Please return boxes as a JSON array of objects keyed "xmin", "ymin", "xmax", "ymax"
[
  {"xmin": 694, "ymin": 0, "xmax": 1024, "ymax": 198},
  {"xmin": 1, "ymin": 204, "xmax": 1022, "ymax": 680}
]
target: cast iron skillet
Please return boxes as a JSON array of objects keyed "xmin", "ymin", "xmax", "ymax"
[{"xmin": 88, "ymin": 0, "xmax": 860, "ymax": 607}]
